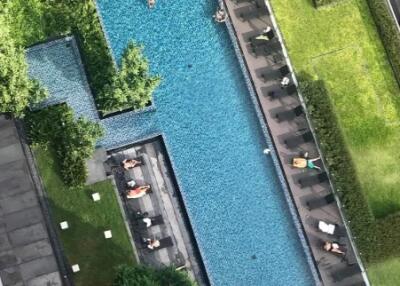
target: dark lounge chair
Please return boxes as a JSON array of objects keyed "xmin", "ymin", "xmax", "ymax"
[
  {"xmin": 149, "ymin": 237, "xmax": 174, "ymax": 251},
  {"xmin": 137, "ymin": 215, "xmax": 164, "ymax": 229},
  {"xmin": 306, "ymin": 193, "xmax": 335, "ymax": 210},
  {"xmin": 275, "ymin": 105, "xmax": 303, "ymax": 122},
  {"xmin": 263, "ymin": 83, "xmax": 297, "ymax": 99},
  {"xmin": 331, "ymin": 264, "xmax": 361, "ymax": 282},
  {"xmin": 298, "ymin": 172, "xmax": 328, "ymax": 187},
  {"xmin": 250, "ymin": 29, "xmax": 275, "ymax": 47},
  {"xmin": 284, "ymin": 131, "xmax": 313, "ymax": 148},
  {"xmin": 259, "ymin": 64, "xmax": 290, "ymax": 82},
  {"xmin": 251, "ymin": 40, "xmax": 281, "ymax": 57}
]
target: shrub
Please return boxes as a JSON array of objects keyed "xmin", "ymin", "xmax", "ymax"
[
  {"xmin": 113, "ymin": 265, "xmax": 194, "ymax": 286},
  {"xmin": 0, "ymin": 16, "xmax": 47, "ymax": 117},
  {"xmin": 298, "ymin": 72, "xmax": 378, "ymax": 261},
  {"xmin": 365, "ymin": 0, "xmax": 400, "ymax": 86},
  {"xmin": 98, "ymin": 41, "xmax": 161, "ymax": 112},
  {"xmin": 25, "ymin": 104, "xmax": 103, "ymax": 187},
  {"xmin": 313, "ymin": 0, "xmax": 342, "ymax": 8}
]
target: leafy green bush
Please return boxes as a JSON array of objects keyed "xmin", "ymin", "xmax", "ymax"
[
  {"xmin": 313, "ymin": 0, "xmax": 342, "ymax": 8},
  {"xmin": 113, "ymin": 265, "xmax": 194, "ymax": 286},
  {"xmin": 366, "ymin": 0, "xmax": 400, "ymax": 86},
  {"xmin": 298, "ymin": 73, "xmax": 377, "ymax": 262},
  {"xmin": 0, "ymin": 16, "xmax": 47, "ymax": 117},
  {"xmin": 98, "ymin": 41, "xmax": 161, "ymax": 112},
  {"xmin": 25, "ymin": 104, "xmax": 103, "ymax": 187}
]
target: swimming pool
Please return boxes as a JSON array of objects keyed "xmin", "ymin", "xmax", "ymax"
[{"xmin": 80, "ymin": 0, "xmax": 314, "ymax": 284}]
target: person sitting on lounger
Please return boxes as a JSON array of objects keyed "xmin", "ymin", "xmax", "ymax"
[
  {"xmin": 324, "ymin": 241, "xmax": 345, "ymax": 255},
  {"xmin": 213, "ymin": 8, "xmax": 227, "ymax": 23},
  {"xmin": 142, "ymin": 217, "xmax": 152, "ymax": 227},
  {"xmin": 126, "ymin": 185, "xmax": 151, "ymax": 199},
  {"xmin": 145, "ymin": 238, "xmax": 161, "ymax": 250},
  {"xmin": 255, "ymin": 26, "xmax": 274, "ymax": 41},
  {"xmin": 148, "ymin": 0, "xmax": 155, "ymax": 9},
  {"xmin": 292, "ymin": 156, "xmax": 321, "ymax": 170},
  {"xmin": 121, "ymin": 159, "xmax": 142, "ymax": 170}
]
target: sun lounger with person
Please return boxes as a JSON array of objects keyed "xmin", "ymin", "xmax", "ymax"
[
  {"xmin": 323, "ymin": 241, "xmax": 346, "ymax": 255},
  {"xmin": 292, "ymin": 153, "xmax": 321, "ymax": 170},
  {"xmin": 126, "ymin": 185, "xmax": 152, "ymax": 199},
  {"xmin": 121, "ymin": 158, "xmax": 142, "ymax": 170}
]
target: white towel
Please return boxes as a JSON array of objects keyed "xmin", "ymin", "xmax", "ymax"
[{"xmin": 318, "ymin": 221, "xmax": 335, "ymax": 235}]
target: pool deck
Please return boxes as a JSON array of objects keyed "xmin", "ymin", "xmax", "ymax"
[
  {"xmin": 105, "ymin": 138, "xmax": 209, "ymax": 286},
  {"xmin": 222, "ymin": 0, "xmax": 369, "ymax": 285}
]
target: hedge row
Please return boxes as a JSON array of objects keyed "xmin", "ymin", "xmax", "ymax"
[
  {"xmin": 25, "ymin": 104, "xmax": 103, "ymax": 187},
  {"xmin": 366, "ymin": 0, "xmax": 400, "ymax": 86},
  {"xmin": 313, "ymin": 0, "xmax": 343, "ymax": 8},
  {"xmin": 297, "ymin": 73, "xmax": 380, "ymax": 262}
]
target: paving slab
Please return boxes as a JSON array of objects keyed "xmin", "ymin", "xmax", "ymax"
[{"xmin": 8, "ymin": 223, "xmax": 48, "ymax": 247}]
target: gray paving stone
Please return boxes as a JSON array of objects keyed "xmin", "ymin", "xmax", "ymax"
[
  {"xmin": 0, "ymin": 250, "xmax": 18, "ymax": 269},
  {"xmin": 3, "ymin": 207, "xmax": 44, "ymax": 232},
  {"xmin": 0, "ymin": 191, "xmax": 38, "ymax": 215},
  {"xmin": 0, "ymin": 267, "xmax": 23, "ymax": 286},
  {"xmin": 0, "ymin": 144, "xmax": 24, "ymax": 165},
  {"xmin": 8, "ymin": 223, "xmax": 47, "ymax": 247},
  {"xmin": 27, "ymin": 271, "xmax": 62, "ymax": 286},
  {"xmin": 0, "ymin": 233, "xmax": 11, "ymax": 252},
  {"xmin": 14, "ymin": 240, "xmax": 54, "ymax": 263},
  {"xmin": 19, "ymin": 256, "xmax": 59, "ymax": 281},
  {"xmin": 0, "ymin": 175, "xmax": 32, "ymax": 199}
]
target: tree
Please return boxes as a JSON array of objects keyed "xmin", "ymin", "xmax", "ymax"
[
  {"xmin": 113, "ymin": 265, "xmax": 194, "ymax": 286},
  {"xmin": 98, "ymin": 41, "xmax": 161, "ymax": 112},
  {"xmin": 25, "ymin": 104, "xmax": 103, "ymax": 187},
  {"xmin": 0, "ymin": 17, "xmax": 47, "ymax": 117}
]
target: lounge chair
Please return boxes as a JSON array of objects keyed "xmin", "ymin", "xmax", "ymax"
[
  {"xmin": 259, "ymin": 64, "xmax": 290, "ymax": 82},
  {"xmin": 331, "ymin": 264, "xmax": 361, "ymax": 282},
  {"xmin": 317, "ymin": 220, "xmax": 346, "ymax": 237},
  {"xmin": 251, "ymin": 40, "xmax": 281, "ymax": 58},
  {"xmin": 250, "ymin": 30, "xmax": 275, "ymax": 47},
  {"xmin": 284, "ymin": 131, "xmax": 313, "ymax": 149},
  {"xmin": 298, "ymin": 172, "xmax": 328, "ymax": 187},
  {"xmin": 306, "ymin": 193, "xmax": 335, "ymax": 210},
  {"xmin": 137, "ymin": 215, "xmax": 164, "ymax": 229},
  {"xmin": 275, "ymin": 105, "xmax": 303, "ymax": 122},
  {"xmin": 263, "ymin": 83, "xmax": 297, "ymax": 99},
  {"xmin": 149, "ymin": 237, "xmax": 174, "ymax": 251}
]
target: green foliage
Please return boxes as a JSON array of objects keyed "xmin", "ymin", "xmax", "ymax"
[
  {"xmin": 313, "ymin": 0, "xmax": 342, "ymax": 8},
  {"xmin": 298, "ymin": 72, "xmax": 400, "ymax": 263},
  {"xmin": 366, "ymin": 0, "xmax": 400, "ymax": 87},
  {"xmin": 0, "ymin": 17, "xmax": 47, "ymax": 117},
  {"xmin": 25, "ymin": 104, "xmax": 103, "ymax": 187},
  {"xmin": 3, "ymin": 0, "xmax": 115, "ymax": 108},
  {"xmin": 98, "ymin": 42, "xmax": 161, "ymax": 112},
  {"xmin": 113, "ymin": 265, "xmax": 194, "ymax": 286}
]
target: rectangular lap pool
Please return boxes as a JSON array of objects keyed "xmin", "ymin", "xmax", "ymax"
[{"xmin": 97, "ymin": 0, "xmax": 314, "ymax": 285}]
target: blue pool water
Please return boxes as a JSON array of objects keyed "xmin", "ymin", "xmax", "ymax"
[
  {"xmin": 27, "ymin": 0, "xmax": 314, "ymax": 284},
  {"xmin": 96, "ymin": 0, "xmax": 314, "ymax": 285}
]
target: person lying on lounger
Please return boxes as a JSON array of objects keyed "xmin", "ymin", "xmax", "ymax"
[
  {"xmin": 292, "ymin": 156, "xmax": 321, "ymax": 170},
  {"xmin": 121, "ymin": 158, "xmax": 142, "ymax": 170},
  {"xmin": 324, "ymin": 241, "xmax": 346, "ymax": 255},
  {"xmin": 255, "ymin": 26, "xmax": 274, "ymax": 41},
  {"xmin": 126, "ymin": 185, "xmax": 151, "ymax": 199},
  {"xmin": 145, "ymin": 238, "xmax": 161, "ymax": 250}
]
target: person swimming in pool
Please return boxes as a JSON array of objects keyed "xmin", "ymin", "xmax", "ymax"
[
  {"xmin": 213, "ymin": 8, "xmax": 227, "ymax": 23},
  {"xmin": 292, "ymin": 155, "xmax": 321, "ymax": 170},
  {"xmin": 148, "ymin": 0, "xmax": 155, "ymax": 9}
]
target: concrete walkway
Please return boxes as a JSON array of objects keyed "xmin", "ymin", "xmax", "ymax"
[
  {"xmin": 223, "ymin": 0, "xmax": 368, "ymax": 285},
  {"xmin": 0, "ymin": 116, "xmax": 62, "ymax": 286}
]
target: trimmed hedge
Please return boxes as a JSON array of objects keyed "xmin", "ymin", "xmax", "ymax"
[
  {"xmin": 366, "ymin": 0, "xmax": 400, "ymax": 87},
  {"xmin": 25, "ymin": 104, "xmax": 103, "ymax": 187},
  {"xmin": 313, "ymin": 0, "xmax": 343, "ymax": 8}
]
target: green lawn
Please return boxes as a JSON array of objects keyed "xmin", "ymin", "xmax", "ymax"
[
  {"xmin": 270, "ymin": 0, "xmax": 400, "ymax": 218},
  {"xmin": 269, "ymin": 0, "xmax": 400, "ymax": 284},
  {"xmin": 35, "ymin": 148, "xmax": 135, "ymax": 286}
]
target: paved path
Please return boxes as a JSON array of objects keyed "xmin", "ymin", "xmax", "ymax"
[
  {"xmin": 0, "ymin": 117, "xmax": 62, "ymax": 286},
  {"xmin": 389, "ymin": 0, "xmax": 400, "ymax": 25},
  {"xmin": 223, "ymin": 0, "xmax": 368, "ymax": 285}
]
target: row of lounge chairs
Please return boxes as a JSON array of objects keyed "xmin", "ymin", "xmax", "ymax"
[
  {"xmin": 121, "ymin": 156, "xmax": 175, "ymax": 252},
  {"xmin": 232, "ymin": 3, "xmax": 362, "ymax": 282}
]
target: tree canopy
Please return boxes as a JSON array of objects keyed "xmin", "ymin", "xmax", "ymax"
[
  {"xmin": 98, "ymin": 41, "xmax": 161, "ymax": 112},
  {"xmin": 0, "ymin": 16, "xmax": 47, "ymax": 117},
  {"xmin": 113, "ymin": 265, "xmax": 194, "ymax": 286}
]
